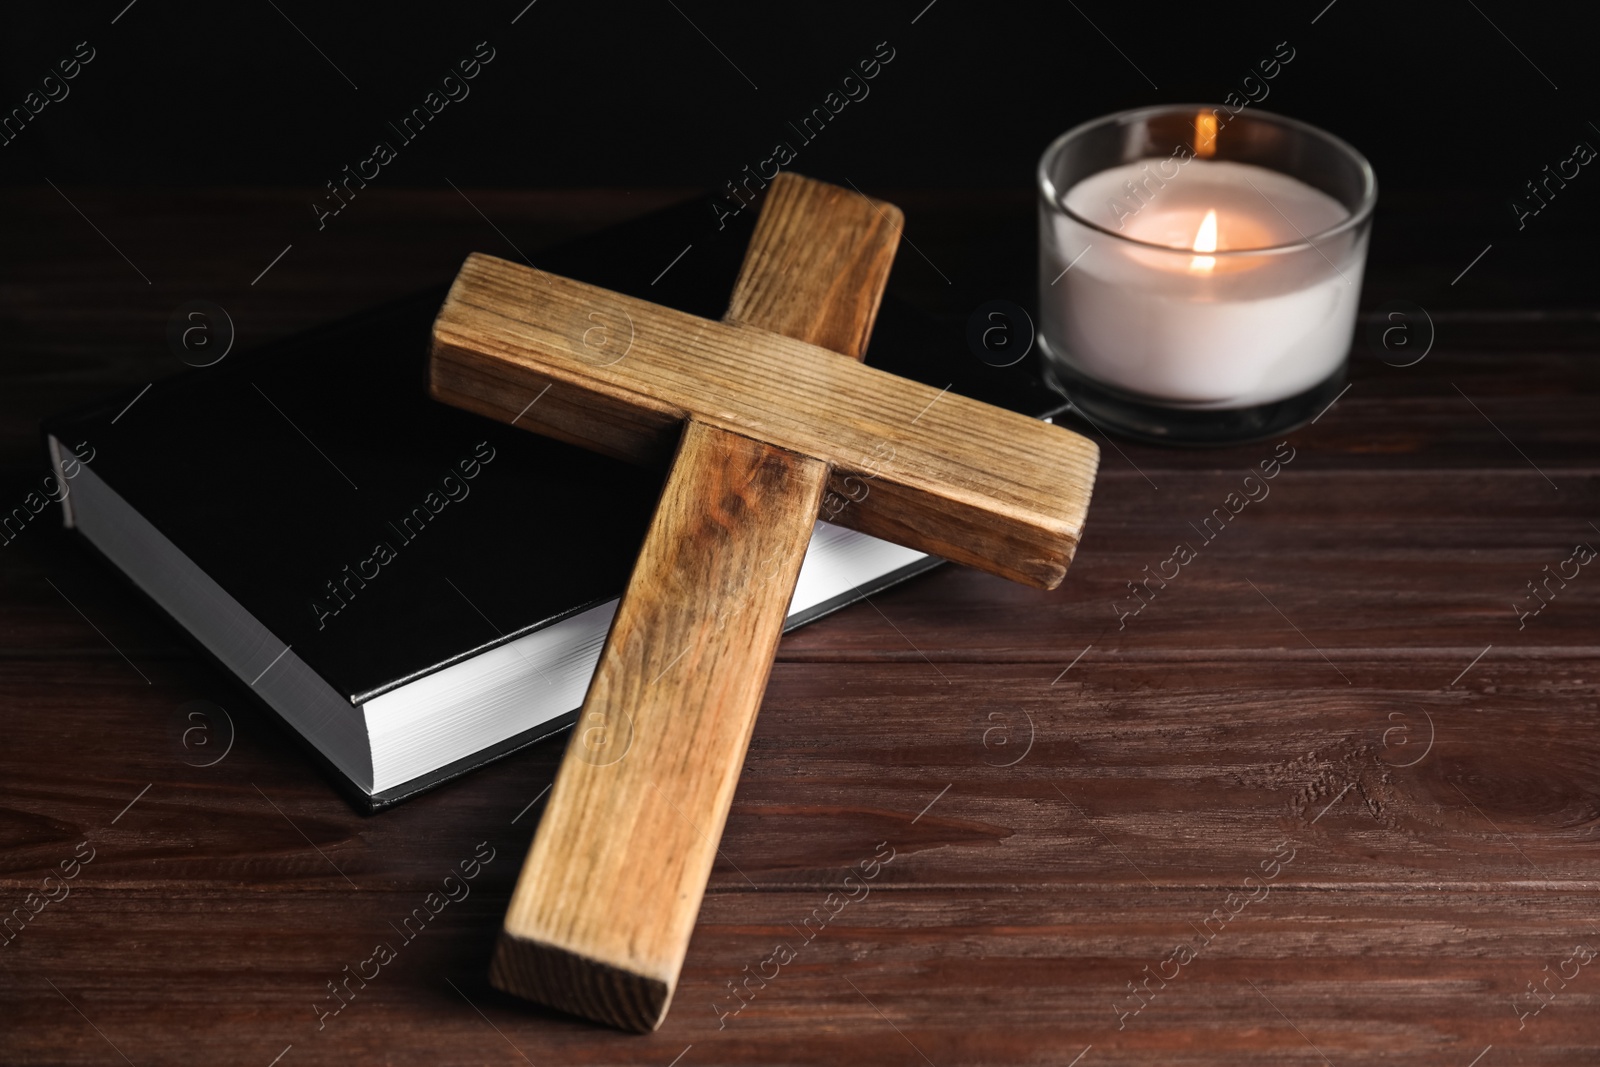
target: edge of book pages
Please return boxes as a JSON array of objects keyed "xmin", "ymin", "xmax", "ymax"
[{"xmin": 49, "ymin": 434, "xmax": 938, "ymax": 810}]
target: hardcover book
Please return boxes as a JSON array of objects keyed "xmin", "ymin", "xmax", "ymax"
[{"xmin": 42, "ymin": 193, "xmax": 1066, "ymax": 811}]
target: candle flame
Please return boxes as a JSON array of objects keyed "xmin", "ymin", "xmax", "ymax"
[
  {"xmin": 1195, "ymin": 111, "xmax": 1218, "ymax": 159},
  {"xmin": 1189, "ymin": 208, "xmax": 1218, "ymax": 272}
]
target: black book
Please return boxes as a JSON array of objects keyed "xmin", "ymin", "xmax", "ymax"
[{"xmin": 41, "ymin": 194, "xmax": 1067, "ymax": 811}]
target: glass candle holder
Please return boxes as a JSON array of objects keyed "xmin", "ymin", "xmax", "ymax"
[{"xmin": 1037, "ymin": 104, "xmax": 1376, "ymax": 445}]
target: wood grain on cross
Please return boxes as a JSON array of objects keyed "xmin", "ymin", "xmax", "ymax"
[{"xmin": 429, "ymin": 173, "xmax": 1099, "ymax": 1030}]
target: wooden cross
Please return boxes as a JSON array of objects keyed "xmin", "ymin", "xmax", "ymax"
[{"xmin": 429, "ymin": 173, "xmax": 1099, "ymax": 1031}]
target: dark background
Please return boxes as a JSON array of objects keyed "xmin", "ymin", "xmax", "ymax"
[
  {"xmin": 0, "ymin": 7, "xmax": 1593, "ymax": 233},
  {"xmin": 3, "ymin": 0, "xmax": 1597, "ymax": 315},
  {"xmin": 3, "ymin": 0, "xmax": 1594, "ymax": 192}
]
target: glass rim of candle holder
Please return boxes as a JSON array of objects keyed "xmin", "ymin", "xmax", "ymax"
[
  {"xmin": 1036, "ymin": 103, "xmax": 1377, "ymax": 447},
  {"xmin": 1040, "ymin": 104, "xmax": 1377, "ymax": 256}
]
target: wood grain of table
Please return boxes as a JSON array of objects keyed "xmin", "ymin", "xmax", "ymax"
[{"xmin": 1, "ymin": 188, "xmax": 1597, "ymax": 1065}]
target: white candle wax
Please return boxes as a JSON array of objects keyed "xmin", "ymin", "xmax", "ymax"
[{"xmin": 1043, "ymin": 159, "xmax": 1363, "ymax": 407}]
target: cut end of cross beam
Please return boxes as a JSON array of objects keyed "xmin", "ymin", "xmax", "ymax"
[{"xmin": 490, "ymin": 932, "xmax": 671, "ymax": 1033}]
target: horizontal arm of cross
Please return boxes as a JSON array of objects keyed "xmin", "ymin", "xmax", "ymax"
[{"xmin": 432, "ymin": 252, "xmax": 1099, "ymax": 589}]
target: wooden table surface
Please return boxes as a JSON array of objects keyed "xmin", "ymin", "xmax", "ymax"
[{"xmin": 2, "ymin": 188, "xmax": 1597, "ymax": 1065}]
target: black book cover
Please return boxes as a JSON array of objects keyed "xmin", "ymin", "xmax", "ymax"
[{"xmin": 43, "ymin": 192, "xmax": 1068, "ymax": 810}]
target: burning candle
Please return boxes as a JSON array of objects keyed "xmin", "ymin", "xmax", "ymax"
[{"xmin": 1037, "ymin": 105, "xmax": 1376, "ymax": 444}]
